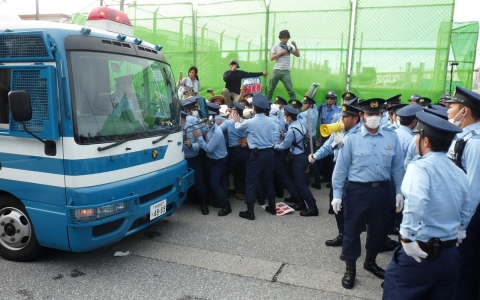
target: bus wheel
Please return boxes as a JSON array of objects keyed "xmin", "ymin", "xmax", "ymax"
[{"xmin": 0, "ymin": 195, "xmax": 42, "ymax": 261}]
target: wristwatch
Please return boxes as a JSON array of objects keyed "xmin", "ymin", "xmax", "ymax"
[{"xmin": 400, "ymin": 236, "xmax": 413, "ymax": 243}]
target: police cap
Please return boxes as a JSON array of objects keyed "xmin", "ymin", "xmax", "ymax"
[
  {"xmin": 180, "ymin": 97, "xmax": 197, "ymax": 110},
  {"xmin": 207, "ymin": 102, "xmax": 220, "ymax": 115},
  {"xmin": 348, "ymin": 97, "xmax": 359, "ymax": 107},
  {"xmin": 358, "ymin": 98, "xmax": 385, "ymax": 114},
  {"xmin": 302, "ymin": 95, "xmax": 315, "ymax": 105},
  {"xmin": 341, "ymin": 104, "xmax": 361, "ymax": 116},
  {"xmin": 275, "ymin": 96, "xmax": 288, "ymax": 106},
  {"xmin": 414, "ymin": 111, "xmax": 462, "ymax": 140},
  {"xmin": 423, "ymin": 107, "xmax": 448, "ymax": 120},
  {"xmin": 233, "ymin": 101, "xmax": 245, "ymax": 112},
  {"xmin": 439, "ymin": 93, "xmax": 452, "ymax": 102},
  {"xmin": 416, "ymin": 97, "xmax": 432, "ymax": 106},
  {"xmin": 288, "ymin": 99, "xmax": 301, "ymax": 109},
  {"xmin": 446, "ymin": 85, "xmax": 480, "ymax": 112},
  {"xmin": 396, "ymin": 104, "xmax": 422, "ymax": 118},
  {"xmin": 409, "ymin": 94, "xmax": 421, "ymax": 101},
  {"xmin": 326, "ymin": 91, "xmax": 337, "ymax": 99},
  {"xmin": 341, "ymin": 92, "xmax": 357, "ymax": 101},
  {"xmin": 386, "ymin": 94, "xmax": 402, "ymax": 105},
  {"xmin": 284, "ymin": 105, "xmax": 300, "ymax": 116},
  {"xmin": 252, "ymin": 94, "xmax": 270, "ymax": 109}
]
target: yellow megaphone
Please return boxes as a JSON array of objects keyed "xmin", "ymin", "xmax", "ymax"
[{"xmin": 320, "ymin": 122, "xmax": 345, "ymax": 137}]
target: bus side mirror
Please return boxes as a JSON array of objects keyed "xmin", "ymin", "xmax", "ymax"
[{"xmin": 8, "ymin": 90, "xmax": 32, "ymax": 122}]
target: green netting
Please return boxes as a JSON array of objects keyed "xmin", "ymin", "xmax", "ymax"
[
  {"xmin": 72, "ymin": 1, "xmax": 478, "ymax": 105},
  {"xmin": 448, "ymin": 22, "xmax": 479, "ymax": 92}
]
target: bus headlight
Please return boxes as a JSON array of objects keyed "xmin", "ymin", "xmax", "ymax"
[{"xmin": 73, "ymin": 201, "xmax": 127, "ymax": 222}]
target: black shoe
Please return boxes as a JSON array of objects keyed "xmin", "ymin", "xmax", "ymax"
[
  {"xmin": 380, "ymin": 236, "xmax": 399, "ymax": 252},
  {"xmin": 208, "ymin": 196, "xmax": 222, "ymax": 208},
  {"xmin": 311, "ymin": 178, "xmax": 322, "ymax": 190},
  {"xmin": 284, "ymin": 196, "xmax": 300, "ymax": 204},
  {"xmin": 228, "ymin": 189, "xmax": 235, "ymax": 196},
  {"xmin": 291, "ymin": 202, "xmax": 307, "ymax": 211},
  {"xmin": 325, "ymin": 233, "xmax": 343, "ymax": 247},
  {"xmin": 342, "ymin": 260, "xmax": 356, "ymax": 289},
  {"xmin": 276, "ymin": 190, "xmax": 284, "ymax": 198},
  {"xmin": 364, "ymin": 251, "xmax": 385, "ymax": 279},
  {"xmin": 381, "ymin": 281, "xmax": 384, "ymax": 289},
  {"xmin": 340, "ymin": 253, "xmax": 345, "ymax": 261},
  {"xmin": 200, "ymin": 198, "xmax": 209, "ymax": 216},
  {"xmin": 300, "ymin": 207, "xmax": 319, "ymax": 217},
  {"xmin": 239, "ymin": 203, "xmax": 255, "ymax": 220},
  {"xmin": 328, "ymin": 205, "xmax": 334, "ymax": 214},
  {"xmin": 256, "ymin": 191, "xmax": 266, "ymax": 206},
  {"xmin": 218, "ymin": 203, "xmax": 232, "ymax": 217},
  {"xmin": 326, "ymin": 183, "xmax": 331, "ymax": 188},
  {"xmin": 364, "ymin": 261, "xmax": 385, "ymax": 279},
  {"xmin": 265, "ymin": 199, "xmax": 277, "ymax": 215}
]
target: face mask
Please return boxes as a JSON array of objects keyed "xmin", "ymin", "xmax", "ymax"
[
  {"xmin": 191, "ymin": 110, "xmax": 199, "ymax": 117},
  {"xmin": 365, "ymin": 115, "xmax": 381, "ymax": 129},
  {"xmin": 284, "ymin": 117, "xmax": 288, "ymax": 123},
  {"xmin": 448, "ymin": 108, "xmax": 465, "ymax": 126}
]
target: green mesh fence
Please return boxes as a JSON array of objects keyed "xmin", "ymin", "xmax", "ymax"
[
  {"xmin": 71, "ymin": 1, "xmax": 477, "ymax": 105},
  {"xmin": 448, "ymin": 22, "xmax": 479, "ymax": 92}
]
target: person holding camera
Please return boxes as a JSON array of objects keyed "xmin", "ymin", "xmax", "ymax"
[
  {"xmin": 266, "ymin": 30, "xmax": 300, "ymax": 101},
  {"xmin": 222, "ymin": 59, "xmax": 267, "ymax": 103}
]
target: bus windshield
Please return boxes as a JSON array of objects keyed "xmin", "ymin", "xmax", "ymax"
[{"xmin": 69, "ymin": 51, "xmax": 180, "ymax": 145}]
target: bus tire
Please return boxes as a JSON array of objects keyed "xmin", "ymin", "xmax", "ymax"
[{"xmin": 0, "ymin": 195, "xmax": 42, "ymax": 261}]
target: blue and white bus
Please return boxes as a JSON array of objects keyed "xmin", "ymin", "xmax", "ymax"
[{"xmin": 0, "ymin": 7, "xmax": 196, "ymax": 261}]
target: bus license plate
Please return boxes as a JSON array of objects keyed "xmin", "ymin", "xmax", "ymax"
[{"xmin": 150, "ymin": 200, "xmax": 167, "ymax": 220}]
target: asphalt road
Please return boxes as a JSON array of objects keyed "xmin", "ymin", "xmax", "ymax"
[{"xmin": 0, "ymin": 182, "xmax": 394, "ymax": 300}]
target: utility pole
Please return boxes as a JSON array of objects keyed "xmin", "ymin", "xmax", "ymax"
[{"xmin": 120, "ymin": 0, "xmax": 125, "ymax": 11}]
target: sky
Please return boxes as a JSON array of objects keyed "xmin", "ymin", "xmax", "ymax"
[{"xmin": 1, "ymin": 0, "xmax": 480, "ymax": 67}]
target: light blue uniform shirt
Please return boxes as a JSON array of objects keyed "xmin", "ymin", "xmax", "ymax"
[
  {"xmin": 183, "ymin": 120, "xmax": 200, "ymax": 158},
  {"xmin": 219, "ymin": 119, "xmax": 247, "ymax": 148},
  {"xmin": 331, "ymin": 112, "xmax": 342, "ymax": 124},
  {"xmin": 395, "ymin": 125, "xmax": 415, "ymax": 159},
  {"xmin": 380, "ymin": 112, "xmax": 389, "ymax": 127},
  {"xmin": 332, "ymin": 125, "xmax": 405, "ymax": 199},
  {"xmin": 277, "ymin": 108, "xmax": 288, "ymax": 132},
  {"xmin": 314, "ymin": 124, "xmax": 361, "ymax": 162},
  {"xmin": 235, "ymin": 113, "xmax": 275, "ymax": 149},
  {"xmin": 196, "ymin": 123, "xmax": 228, "ymax": 159},
  {"xmin": 298, "ymin": 106, "xmax": 319, "ymax": 137},
  {"xmin": 270, "ymin": 114, "xmax": 282, "ymax": 143},
  {"xmin": 404, "ymin": 137, "xmax": 418, "ymax": 168},
  {"xmin": 447, "ymin": 122, "xmax": 480, "ymax": 222},
  {"xmin": 186, "ymin": 114, "xmax": 207, "ymax": 135},
  {"xmin": 318, "ymin": 104, "xmax": 342, "ymax": 125},
  {"xmin": 400, "ymin": 151, "xmax": 471, "ymax": 242},
  {"xmin": 274, "ymin": 120, "xmax": 305, "ymax": 155}
]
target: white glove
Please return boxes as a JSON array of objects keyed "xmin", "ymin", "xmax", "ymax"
[
  {"xmin": 395, "ymin": 194, "xmax": 404, "ymax": 213},
  {"xmin": 333, "ymin": 132, "xmax": 344, "ymax": 144},
  {"xmin": 308, "ymin": 154, "xmax": 317, "ymax": 164},
  {"xmin": 457, "ymin": 230, "xmax": 467, "ymax": 246},
  {"xmin": 331, "ymin": 198, "xmax": 342, "ymax": 214},
  {"xmin": 402, "ymin": 241, "xmax": 428, "ymax": 263}
]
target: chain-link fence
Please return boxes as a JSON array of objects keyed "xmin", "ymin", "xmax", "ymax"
[{"xmin": 72, "ymin": 0, "xmax": 477, "ymax": 104}]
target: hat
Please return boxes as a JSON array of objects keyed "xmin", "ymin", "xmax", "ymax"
[
  {"xmin": 348, "ymin": 97, "xmax": 359, "ymax": 107},
  {"xmin": 414, "ymin": 111, "xmax": 462, "ymax": 140},
  {"xmin": 341, "ymin": 104, "xmax": 361, "ymax": 116},
  {"xmin": 386, "ymin": 94, "xmax": 402, "ymax": 105},
  {"xmin": 207, "ymin": 102, "xmax": 220, "ymax": 115},
  {"xmin": 243, "ymin": 108, "xmax": 253, "ymax": 119},
  {"xmin": 284, "ymin": 105, "xmax": 300, "ymax": 116},
  {"xmin": 387, "ymin": 103, "xmax": 408, "ymax": 114},
  {"xmin": 180, "ymin": 97, "xmax": 197, "ymax": 109},
  {"xmin": 114, "ymin": 74, "xmax": 133, "ymax": 85},
  {"xmin": 358, "ymin": 98, "xmax": 385, "ymax": 114},
  {"xmin": 439, "ymin": 93, "xmax": 452, "ymax": 102},
  {"xmin": 396, "ymin": 104, "xmax": 422, "ymax": 118},
  {"xmin": 275, "ymin": 96, "xmax": 288, "ymax": 106},
  {"xmin": 416, "ymin": 97, "xmax": 432, "ymax": 107},
  {"xmin": 446, "ymin": 85, "xmax": 480, "ymax": 112},
  {"xmin": 252, "ymin": 95, "xmax": 270, "ymax": 109},
  {"xmin": 409, "ymin": 94, "xmax": 421, "ymax": 101},
  {"xmin": 423, "ymin": 107, "xmax": 448, "ymax": 120},
  {"xmin": 209, "ymin": 95, "xmax": 227, "ymax": 105},
  {"xmin": 219, "ymin": 104, "xmax": 229, "ymax": 117},
  {"xmin": 288, "ymin": 99, "xmax": 301, "ymax": 109},
  {"xmin": 229, "ymin": 58, "xmax": 239, "ymax": 68},
  {"xmin": 270, "ymin": 103, "xmax": 280, "ymax": 115},
  {"xmin": 341, "ymin": 92, "xmax": 357, "ymax": 101},
  {"xmin": 430, "ymin": 104, "xmax": 448, "ymax": 112},
  {"xmin": 326, "ymin": 91, "xmax": 337, "ymax": 99},
  {"xmin": 302, "ymin": 95, "xmax": 315, "ymax": 105},
  {"xmin": 233, "ymin": 101, "xmax": 245, "ymax": 112}
]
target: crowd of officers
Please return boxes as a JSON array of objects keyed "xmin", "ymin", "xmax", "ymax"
[{"xmin": 180, "ymin": 85, "xmax": 480, "ymax": 300}]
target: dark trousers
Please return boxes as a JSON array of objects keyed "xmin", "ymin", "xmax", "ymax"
[
  {"xmin": 383, "ymin": 246, "xmax": 459, "ymax": 300},
  {"xmin": 207, "ymin": 156, "xmax": 229, "ymax": 206},
  {"xmin": 292, "ymin": 152, "xmax": 316, "ymax": 208},
  {"xmin": 342, "ymin": 182, "xmax": 389, "ymax": 260},
  {"xmin": 229, "ymin": 146, "xmax": 249, "ymax": 193},
  {"xmin": 321, "ymin": 154, "xmax": 334, "ymax": 181},
  {"xmin": 186, "ymin": 155, "xmax": 206, "ymax": 198},
  {"xmin": 329, "ymin": 166, "xmax": 344, "ymax": 232},
  {"xmin": 245, "ymin": 149, "xmax": 275, "ymax": 204},
  {"xmin": 274, "ymin": 150, "xmax": 300, "ymax": 197},
  {"xmin": 456, "ymin": 205, "xmax": 480, "ymax": 300}
]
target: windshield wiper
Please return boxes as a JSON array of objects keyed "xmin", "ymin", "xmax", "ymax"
[
  {"xmin": 152, "ymin": 126, "xmax": 181, "ymax": 145},
  {"xmin": 97, "ymin": 131, "xmax": 147, "ymax": 152}
]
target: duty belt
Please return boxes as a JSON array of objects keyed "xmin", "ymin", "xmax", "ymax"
[
  {"xmin": 417, "ymin": 238, "xmax": 457, "ymax": 260},
  {"xmin": 350, "ymin": 181, "xmax": 389, "ymax": 188}
]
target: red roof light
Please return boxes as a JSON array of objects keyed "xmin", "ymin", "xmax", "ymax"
[{"xmin": 87, "ymin": 7, "xmax": 132, "ymax": 26}]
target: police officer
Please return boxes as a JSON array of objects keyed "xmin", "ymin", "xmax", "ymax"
[
  {"xmin": 234, "ymin": 95, "xmax": 276, "ymax": 220},
  {"xmin": 395, "ymin": 104, "xmax": 422, "ymax": 158},
  {"xmin": 193, "ymin": 103, "xmax": 231, "ymax": 216},
  {"xmin": 386, "ymin": 94, "xmax": 402, "ymax": 108},
  {"xmin": 288, "ymin": 99, "xmax": 301, "ymax": 111},
  {"xmin": 445, "ymin": 85, "xmax": 480, "ymax": 300},
  {"xmin": 309, "ymin": 104, "xmax": 362, "ymax": 243},
  {"xmin": 416, "ymin": 96, "xmax": 432, "ymax": 108},
  {"xmin": 331, "ymin": 92, "xmax": 358, "ymax": 123},
  {"xmin": 332, "ymin": 98, "xmax": 405, "ymax": 289},
  {"xmin": 182, "ymin": 111, "xmax": 208, "ymax": 215},
  {"xmin": 383, "ymin": 112, "xmax": 469, "ymax": 300},
  {"xmin": 409, "ymin": 93, "xmax": 421, "ymax": 105},
  {"xmin": 438, "ymin": 92, "xmax": 451, "ymax": 108},
  {"xmin": 275, "ymin": 96, "xmax": 288, "ymax": 132}
]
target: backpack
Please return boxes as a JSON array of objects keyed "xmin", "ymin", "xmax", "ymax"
[{"xmin": 291, "ymin": 124, "xmax": 310, "ymax": 151}]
